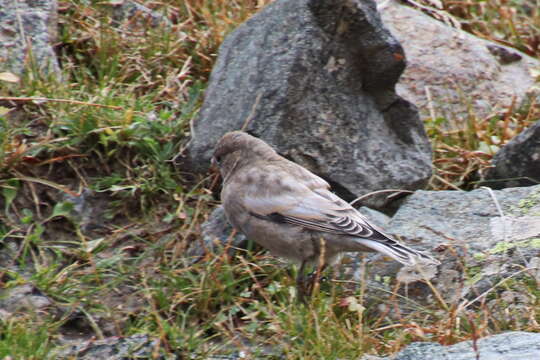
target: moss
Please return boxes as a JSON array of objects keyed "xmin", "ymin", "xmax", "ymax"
[
  {"xmin": 488, "ymin": 238, "xmax": 540, "ymax": 254},
  {"xmin": 510, "ymin": 188, "xmax": 540, "ymax": 215}
]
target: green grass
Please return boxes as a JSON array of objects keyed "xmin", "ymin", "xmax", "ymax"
[
  {"xmin": 0, "ymin": 0, "xmax": 539, "ymax": 358},
  {"xmin": 0, "ymin": 318, "xmax": 56, "ymax": 360}
]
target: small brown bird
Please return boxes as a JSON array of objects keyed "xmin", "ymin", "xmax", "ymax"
[{"xmin": 212, "ymin": 131, "xmax": 439, "ymax": 300}]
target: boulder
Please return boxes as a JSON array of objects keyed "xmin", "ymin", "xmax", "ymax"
[
  {"xmin": 0, "ymin": 0, "xmax": 61, "ymax": 77},
  {"xmin": 388, "ymin": 185, "xmax": 540, "ymax": 253},
  {"xmin": 348, "ymin": 184, "xmax": 540, "ymax": 307},
  {"xmin": 483, "ymin": 121, "xmax": 540, "ymax": 188},
  {"xmin": 378, "ymin": 1, "xmax": 540, "ymax": 123},
  {"xmin": 364, "ymin": 331, "xmax": 540, "ymax": 360},
  {"xmin": 188, "ymin": 0, "xmax": 432, "ymax": 210}
]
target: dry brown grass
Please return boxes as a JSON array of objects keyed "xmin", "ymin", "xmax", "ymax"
[
  {"xmin": 58, "ymin": 0, "xmax": 273, "ymax": 104},
  {"xmin": 428, "ymin": 99, "xmax": 539, "ymax": 190},
  {"xmin": 442, "ymin": 0, "xmax": 540, "ymax": 57}
]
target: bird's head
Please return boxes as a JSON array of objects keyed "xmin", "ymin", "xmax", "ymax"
[{"xmin": 212, "ymin": 131, "xmax": 277, "ymax": 181}]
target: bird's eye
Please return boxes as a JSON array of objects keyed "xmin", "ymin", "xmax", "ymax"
[{"xmin": 213, "ymin": 155, "xmax": 222, "ymax": 165}]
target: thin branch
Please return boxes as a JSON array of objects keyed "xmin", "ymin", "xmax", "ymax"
[
  {"xmin": 349, "ymin": 189, "xmax": 414, "ymax": 206},
  {"xmin": 241, "ymin": 92, "xmax": 262, "ymax": 131},
  {"xmin": 0, "ymin": 96, "xmax": 125, "ymax": 111}
]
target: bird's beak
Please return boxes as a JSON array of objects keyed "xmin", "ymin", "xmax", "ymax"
[{"xmin": 210, "ymin": 157, "xmax": 218, "ymax": 171}]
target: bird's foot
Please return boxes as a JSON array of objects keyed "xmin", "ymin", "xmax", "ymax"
[{"xmin": 296, "ymin": 272, "xmax": 327, "ymax": 304}]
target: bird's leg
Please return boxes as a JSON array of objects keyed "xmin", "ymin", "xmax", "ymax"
[
  {"xmin": 304, "ymin": 236, "xmax": 328, "ymax": 297},
  {"xmin": 296, "ymin": 260, "xmax": 309, "ymax": 304},
  {"xmin": 297, "ymin": 263, "xmax": 329, "ymax": 303},
  {"xmin": 296, "ymin": 236, "xmax": 329, "ymax": 302},
  {"xmin": 306, "ymin": 262, "xmax": 328, "ymax": 297}
]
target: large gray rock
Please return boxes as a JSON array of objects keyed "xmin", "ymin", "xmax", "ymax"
[
  {"xmin": 188, "ymin": 0, "xmax": 432, "ymax": 209},
  {"xmin": 378, "ymin": 1, "xmax": 540, "ymax": 123},
  {"xmin": 358, "ymin": 184, "xmax": 540, "ymax": 306},
  {"xmin": 483, "ymin": 121, "xmax": 540, "ymax": 189},
  {"xmin": 0, "ymin": 0, "xmax": 61, "ymax": 77},
  {"xmin": 388, "ymin": 185, "xmax": 540, "ymax": 253},
  {"xmin": 364, "ymin": 331, "xmax": 540, "ymax": 360}
]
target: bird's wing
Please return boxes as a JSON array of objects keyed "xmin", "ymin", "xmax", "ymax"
[
  {"xmin": 242, "ymin": 164, "xmax": 381, "ymax": 237},
  {"xmin": 242, "ymin": 164, "xmax": 438, "ymax": 265}
]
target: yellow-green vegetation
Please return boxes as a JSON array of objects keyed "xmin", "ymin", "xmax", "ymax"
[
  {"xmin": 427, "ymin": 0, "xmax": 540, "ymax": 190},
  {"xmin": 0, "ymin": 0, "xmax": 539, "ymax": 359}
]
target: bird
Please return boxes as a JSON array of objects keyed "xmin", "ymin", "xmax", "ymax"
[{"xmin": 212, "ymin": 131, "xmax": 439, "ymax": 301}]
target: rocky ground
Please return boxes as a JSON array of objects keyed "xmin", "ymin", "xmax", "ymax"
[{"xmin": 0, "ymin": 0, "xmax": 539, "ymax": 359}]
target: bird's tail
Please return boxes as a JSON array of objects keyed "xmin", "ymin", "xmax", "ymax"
[{"xmin": 356, "ymin": 238, "xmax": 440, "ymax": 266}]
